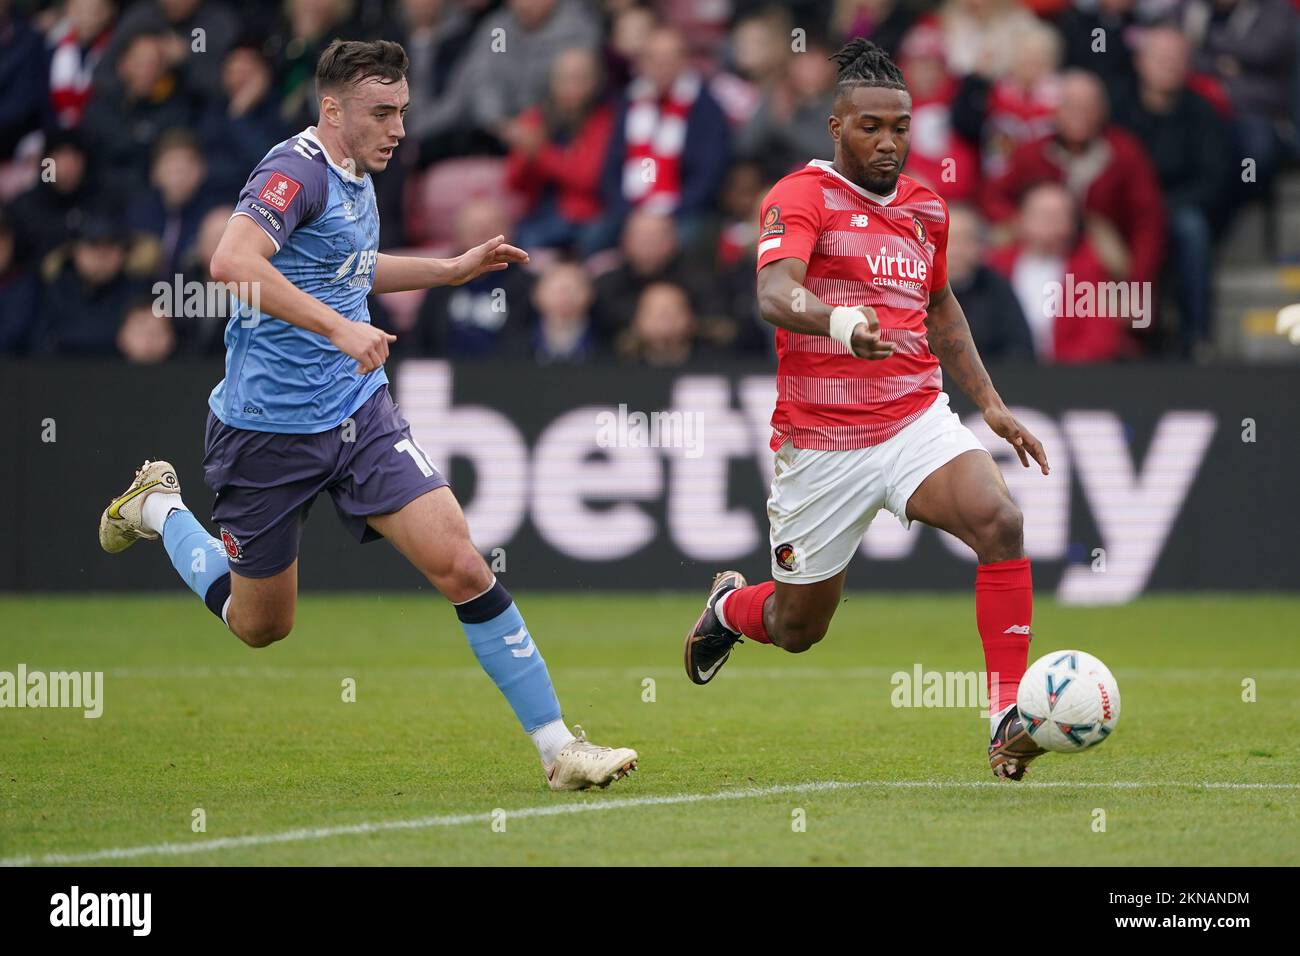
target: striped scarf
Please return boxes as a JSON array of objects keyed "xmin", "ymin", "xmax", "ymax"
[
  {"xmin": 620, "ymin": 72, "xmax": 700, "ymax": 215},
  {"xmin": 48, "ymin": 20, "xmax": 111, "ymax": 127}
]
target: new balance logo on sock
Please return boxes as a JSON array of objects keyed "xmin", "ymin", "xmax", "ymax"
[
  {"xmin": 503, "ymin": 626, "xmax": 536, "ymax": 658},
  {"xmin": 1003, "ymin": 625, "xmax": 1033, "ymax": 635}
]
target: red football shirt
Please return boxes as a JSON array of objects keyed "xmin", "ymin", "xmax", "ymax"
[{"xmin": 756, "ymin": 160, "xmax": 950, "ymax": 451}]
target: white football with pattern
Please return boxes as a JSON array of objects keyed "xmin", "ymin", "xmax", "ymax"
[{"xmin": 1016, "ymin": 650, "xmax": 1121, "ymax": 753}]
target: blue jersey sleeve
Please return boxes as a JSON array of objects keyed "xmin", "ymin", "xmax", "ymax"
[{"xmin": 231, "ymin": 141, "xmax": 329, "ymax": 252}]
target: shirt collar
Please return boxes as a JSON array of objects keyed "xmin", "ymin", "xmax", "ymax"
[
  {"xmin": 807, "ymin": 159, "xmax": 897, "ymax": 205},
  {"xmin": 301, "ymin": 126, "xmax": 367, "ymax": 184}
]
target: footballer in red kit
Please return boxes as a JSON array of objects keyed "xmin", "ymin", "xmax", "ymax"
[{"xmin": 683, "ymin": 38, "xmax": 1053, "ymax": 781}]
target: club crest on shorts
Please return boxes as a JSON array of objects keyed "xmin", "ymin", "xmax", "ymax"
[
  {"xmin": 774, "ymin": 543, "xmax": 798, "ymax": 572},
  {"xmin": 912, "ymin": 215, "xmax": 927, "ymax": 245},
  {"xmin": 220, "ymin": 529, "xmax": 243, "ymax": 561}
]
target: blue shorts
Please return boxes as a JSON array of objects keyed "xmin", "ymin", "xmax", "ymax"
[{"xmin": 202, "ymin": 385, "xmax": 448, "ymax": 578}]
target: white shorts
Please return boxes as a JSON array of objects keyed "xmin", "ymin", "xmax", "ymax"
[{"xmin": 766, "ymin": 393, "xmax": 988, "ymax": 583}]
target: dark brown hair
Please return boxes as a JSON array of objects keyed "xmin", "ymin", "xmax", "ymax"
[{"xmin": 315, "ymin": 39, "xmax": 409, "ymax": 96}]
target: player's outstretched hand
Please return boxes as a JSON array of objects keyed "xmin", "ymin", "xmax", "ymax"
[
  {"xmin": 983, "ymin": 405, "xmax": 1050, "ymax": 475},
  {"xmin": 848, "ymin": 306, "xmax": 895, "ymax": 360},
  {"xmin": 330, "ymin": 321, "xmax": 397, "ymax": 375},
  {"xmin": 449, "ymin": 235, "xmax": 530, "ymax": 286}
]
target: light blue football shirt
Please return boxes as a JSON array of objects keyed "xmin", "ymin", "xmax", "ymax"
[{"xmin": 209, "ymin": 126, "xmax": 386, "ymax": 433}]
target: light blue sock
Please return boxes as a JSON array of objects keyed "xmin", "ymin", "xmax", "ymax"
[
  {"xmin": 455, "ymin": 581, "xmax": 562, "ymax": 732},
  {"xmin": 161, "ymin": 508, "xmax": 232, "ymax": 619}
]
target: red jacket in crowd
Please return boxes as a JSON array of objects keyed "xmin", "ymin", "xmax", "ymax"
[
  {"xmin": 986, "ymin": 240, "xmax": 1136, "ymax": 364},
  {"xmin": 985, "ymin": 127, "xmax": 1166, "ymax": 284},
  {"xmin": 505, "ymin": 102, "xmax": 614, "ymax": 224}
]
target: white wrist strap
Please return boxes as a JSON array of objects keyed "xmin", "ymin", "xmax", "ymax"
[{"xmin": 829, "ymin": 306, "xmax": 866, "ymax": 350}]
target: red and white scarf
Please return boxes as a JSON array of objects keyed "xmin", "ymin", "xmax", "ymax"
[
  {"xmin": 621, "ymin": 72, "xmax": 700, "ymax": 214},
  {"xmin": 48, "ymin": 19, "xmax": 111, "ymax": 127}
]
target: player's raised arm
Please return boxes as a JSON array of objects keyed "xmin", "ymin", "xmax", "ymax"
[
  {"xmin": 210, "ymin": 215, "xmax": 395, "ymax": 374},
  {"xmin": 924, "ymin": 282, "xmax": 1049, "ymax": 475},
  {"xmin": 756, "ymin": 257, "xmax": 895, "ymax": 360},
  {"xmin": 372, "ymin": 236, "xmax": 529, "ymax": 294}
]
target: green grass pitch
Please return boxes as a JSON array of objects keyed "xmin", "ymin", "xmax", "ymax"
[{"xmin": 2, "ymin": 593, "xmax": 1297, "ymax": 866}]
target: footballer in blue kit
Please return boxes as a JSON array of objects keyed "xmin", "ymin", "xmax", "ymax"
[{"xmin": 98, "ymin": 39, "xmax": 637, "ymax": 791}]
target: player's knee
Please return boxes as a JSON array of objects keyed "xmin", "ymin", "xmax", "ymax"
[
  {"xmin": 774, "ymin": 617, "xmax": 829, "ymax": 654},
  {"xmin": 232, "ymin": 617, "xmax": 293, "ymax": 648},
  {"xmin": 975, "ymin": 499, "xmax": 1023, "ymax": 562},
  {"xmin": 432, "ymin": 545, "xmax": 493, "ymax": 603}
]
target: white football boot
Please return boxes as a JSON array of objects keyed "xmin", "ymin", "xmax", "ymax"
[
  {"xmin": 99, "ymin": 460, "xmax": 181, "ymax": 553},
  {"xmin": 544, "ymin": 726, "xmax": 639, "ymax": 791}
]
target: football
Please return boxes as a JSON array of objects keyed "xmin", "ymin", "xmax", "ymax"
[{"xmin": 1016, "ymin": 650, "xmax": 1121, "ymax": 753}]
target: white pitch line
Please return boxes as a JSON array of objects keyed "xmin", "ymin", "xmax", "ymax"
[{"xmin": 3, "ymin": 778, "xmax": 1298, "ymax": 867}]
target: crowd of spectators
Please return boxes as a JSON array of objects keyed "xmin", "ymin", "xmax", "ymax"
[{"xmin": 1, "ymin": 0, "xmax": 1296, "ymax": 365}]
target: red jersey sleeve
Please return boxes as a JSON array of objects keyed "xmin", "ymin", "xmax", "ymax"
[{"xmin": 755, "ymin": 174, "xmax": 824, "ymax": 272}]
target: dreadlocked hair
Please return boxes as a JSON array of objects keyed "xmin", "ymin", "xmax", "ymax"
[{"xmin": 829, "ymin": 38, "xmax": 907, "ymax": 94}]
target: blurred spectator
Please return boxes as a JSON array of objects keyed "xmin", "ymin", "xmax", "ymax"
[
  {"xmin": 603, "ymin": 1, "xmax": 658, "ymax": 93},
  {"xmin": 196, "ymin": 41, "xmax": 292, "ymax": 197},
  {"xmin": 1052, "ymin": 0, "xmax": 1142, "ymax": 104},
  {"xmin": 0, "ymin": 0, "xmax": 48, "ymax": 159},
  {"xmin": 80, "ymin": 29, "xmax": 198, "ymax": 196},
  {"xmin": 832, "ymin": 0, "xmax": 916, "ymax": 55},
  {"xmin": 267, "ymin": 0, "xmax": 364, "ymax": 131},
  {"xmin": 409, "ymin": 197, "xmax": 536, "ymax": 358},
  {"xmin": 1113, "ymin": 25, "xmax": 1232, "ymax": 354},
  {"xmin": 397, "ymin": 0, "xmax": 477, "ymax": 152},
  {"xmin": 98, "ymin": 0, "xmax": 239, "ymax": 101},
  {"xmin": 382, "ymin": 0, "xmax": 482, "ymax": 243},
  {"xmin": 417, "ymin": 0, "xmax": 601, "ymax": 162},
  {"xmin": 945, "ymin": 203, "xmax": 1034, "ymax": 360},
  {"xmin": 117, "ymin": 297, "xmax": 177, "ymax": 363},
  {"xmin": 1182, "ymin": 0, "xmax": 1298, "ymax": 194},
  {"xmin": 707, "ymin": 161, "xmax": 771, "ymax": 354},
  {"xmin": 897, "ymin": 24, "xmax": 981, "ymax": 202},
  {"xmin": 591, "ymin": 209, "xmax": 715, "ymax": 346},
  {"xmin": 656, "ymin": 0, "xmax": 732, "ymax": 55},
  {"xmin": 504, "ymin": 47, "xmax": 614, "ymax": 254},
  {"xmin": 31, "ymin": 215, "xmax": 142, "ymax": 356},
  {"xmin": 936, "ymin": 0, "xmax": 1038, "ymax": 78},
  {"xmin": 987, "ymin": 182, "xmax": 1132, "ymax": 363},
  {"xmin": 47, "ymin": 0, "xmax": 117, "ymax": 129},
  {"xmin": 953, "ymin": 19, "xmax": 1062, "ymax": 179},
  {"xmin": 734, "ymin": 33, "xmax": 839, "ymax": 181},
  {"xmin": 711, "ymin": 161, "xmax": 766, "ymax": 271},
  {"xmin": 531, "ymin": 259, "xmax": 596, "ymax": 363},
  {"xmin": 0, "ymin": 208, "xmax": 40, "ymax": 354},
  {"xmin": 7, "ymin": 128, "xmax": 99, "ymax": 266},
  {"xmin": 128, "ymin": 129, "xmax": 222, "ymax": 280},
  {"xmin": 987, "ymin": 69, "xmax": 1165, "ymax": 284},
  {"xmin": 596, "ymin": 25, "xmax": 730, "ymax": 250},
  {"xmin": 711, "ymin": 6, "xmax": 795, "ymax": 128},
  {"xmin": 172, "ymin": 203, "xmax": 234, "ymax": 354},
  {"xmin": 617, "ymin": 280, "xmax": 696, "ymax": 366}
]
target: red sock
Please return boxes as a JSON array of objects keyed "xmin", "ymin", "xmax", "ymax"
[
  {"xmin": 723, "ymin": 581, "xmax": 775, "ymax": 644},
  {"xmin": 975, "ymin": 558, "xmax": 1033, "ymax": 712}
]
